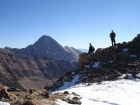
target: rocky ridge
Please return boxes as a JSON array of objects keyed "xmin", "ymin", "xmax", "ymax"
[{"xmin": 47, "ymin": 34, "xmax": 140, "ymax": 104}]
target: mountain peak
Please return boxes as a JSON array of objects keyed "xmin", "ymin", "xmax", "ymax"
[
  {"xmin": 36, "ymin": 35, "xmax": 55, "ymax": 45},
  {"xmin": 39, "ymin": 35, "xmax": 52, "ymax": 40},
  {"xmin": 41, "ymin": 35, "xmax": 50, "ymax": 37}
]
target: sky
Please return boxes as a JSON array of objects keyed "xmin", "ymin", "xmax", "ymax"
[{"xmin": 0, "ymin": 0, "xmax": 140, "ymax": 50}]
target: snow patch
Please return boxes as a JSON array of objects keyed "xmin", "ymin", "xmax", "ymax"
[
  {"xmin": 58, "ymin": 75, "xmax": 80, "ymax": 91},
  {"xmin": 71, "ymin": 72, "xmax": 75, "ymax": 75},
  {"xmin": 108, "ymin": 60, "xmax": 114, "ymax": 63},
  {"xmin": 85, "ymin": 65, "xmax": 90, "ymax": 68},
  {"xmin": 0, "ymin": 102, "xmax": 10, "ymax": 105},
  {"xmin": 130, "ymin": 54, "xmax": 137, "ymax": 58},
  {"xmin": 55, "ymin": 79, "xmax": 140, "ymax": 105},
  {"xmin": 123, "ymin": 48, "xmax": 129, "ymax": 52},
  {"xmin": 92, "ymin": 62, "xmax": 100, "ymax": 68}
]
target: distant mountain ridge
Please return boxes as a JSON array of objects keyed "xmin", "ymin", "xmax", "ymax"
[
  {"xmin": 4, "ymin": 35, "xmax": 82, "ymax": 62},
  {"xmin": 64, "ymin": 46, "xmax": 82, "ymax": 61},
  {"xmin": 77, "ymin": 48, "xmax": 88, "ymax": 53},
  {"xmin": 0, "ymin": 35, "xmax": 81, "ymax": 90}
]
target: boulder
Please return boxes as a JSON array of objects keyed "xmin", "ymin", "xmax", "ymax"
[
  {"xmin": 24, "ymin": 98, "xmax": 46, "ymax": 105},
  {"xmin": 28, "ymin": 88, "xmax": 49, "ymax": 98},
  {"xmin": 11, "ymin": 99, "xmax": 24, "ymax": 105},
  {"xmin": 124, "ymin": 75, "xmax": 131, "ymax": 79},
  {"xmin": 57, "ymin": 92, "xmax": 63, "ymax": 96},
  {"xmin": 121, "ymin": 52, "xmax": 129, "ymax": 58},
  {"xmin": 94, "ymin": 53, "xmax": 102, "ymax": 61},
  {"xmin": 9, "ymin": 93, "xmax": 18, "ymax": 101},
  {"xmin": 87, "ymin": 83, "xmax": 93, "ymax": 86},
  {"xmin": 95, "ymin": 48, "xmax": 103, "ymax": 54},
  {"xmin": 1, "ymin": 88, "xmax": 10, "ymax": 99},
  {"xmin": 44, "ymin": 84, "xmax": 50, "ymax": 91},
  {"xmin": 25, "ymin": 94, "xmax": 35, "ymax": 99},
  {"xmin": 72, "ymin": 92, "xmax": 78, "ymax": 96},
  {"xmin": 121, "ymin": 42, "xmax": 128, "ymax": 48},
  {"xmin": 63, "ymin": 91, "xmax": 69, "ymax": 94},
  {"xmin": 72, "ymin": 96, "xmax": 81, "ymax": 100},
  {"xmin": 62, "ymin": 97, "xmax": 69, "ymax": 102},
  {"xmin": 137, "ymin": 34, "xmax": 140, "ymax": 40},
  {"xmin": 78, "ymin": 53, "xmax": 91, "ymax": 68},
  {"xmin": 68, "ymin": 99, "xmax": 82, "ymax": 104},
  {"xmin": 7, "ymin": 87, "xmax": 21, "ymax": 92}
]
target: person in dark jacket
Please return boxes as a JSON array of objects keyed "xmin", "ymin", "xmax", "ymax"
[
  {"xmin": 88, "ymin": 43, "xmax": 95, "ymax": 54},
  {"xmin": 110, "ymin": 30, "xmax": 116, "ymax": 46}
]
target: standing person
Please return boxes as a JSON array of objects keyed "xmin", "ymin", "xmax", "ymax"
[
  {"xmin": 110, "ymin": 30, "xmax": 116, "ymax": 46},
  {"xmin": 88, "ymin": 43, "xmax": 95, "ymax": 54}
]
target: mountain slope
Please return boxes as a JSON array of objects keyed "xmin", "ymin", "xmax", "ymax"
[
  {"xmin": 0, "ymin": 50, "xmax": 78, "ymax": 91},
  {"xmin": 4, "ymin": 35, "xmax": 82, "ymax": 62},
  {"xmin": 64, "ymin": 46, "xmax": 82, "ymax": 61},
  {"xmin": 0, "ymin": 35, "xmax": 82, "ymax": 91}
]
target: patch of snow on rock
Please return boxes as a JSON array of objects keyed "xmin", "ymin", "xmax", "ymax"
[
  {"xmin": 92, "ymin": 62, "xmax": 100, "ymax": 68},
  {"xmin": 0, "ymin": 102, "xmax": 10, "ymax": 105},
  {"xmin": 123, "ymin": 48, "xmax": 129, "ymax": 52},
  {"xmin": 130, "ymin": 54, "xmax": 137, "ymax": 58}
]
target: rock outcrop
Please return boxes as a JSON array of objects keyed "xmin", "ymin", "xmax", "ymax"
[
  {"xmin": 78, "ymin": 53, "xmax": 91, "ymax": 68},
  {"xmin": 49, "ymin": 34, "xmax": 140, "ymax": 92}
]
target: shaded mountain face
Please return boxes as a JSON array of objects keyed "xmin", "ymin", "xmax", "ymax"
[
  {"xmin": 0, "ymin": 35, "xmax": 81, "ymax": 91},
  {"xmin": 4, "ymin": 35, "xmax": 82, "ymax": 62},
  {"xmin": 0, "ymin": 50, "xmax": 78, "ymax": 91}
]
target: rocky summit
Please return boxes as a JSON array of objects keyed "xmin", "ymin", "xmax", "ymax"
[{"xmin": 49, "ymin": 34, "xmax": 140, "ymax": 92}]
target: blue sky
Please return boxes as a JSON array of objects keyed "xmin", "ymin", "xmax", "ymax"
[{"xmin": 0, "ymin": 0, "xmax": 140, "ymax": 50}]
